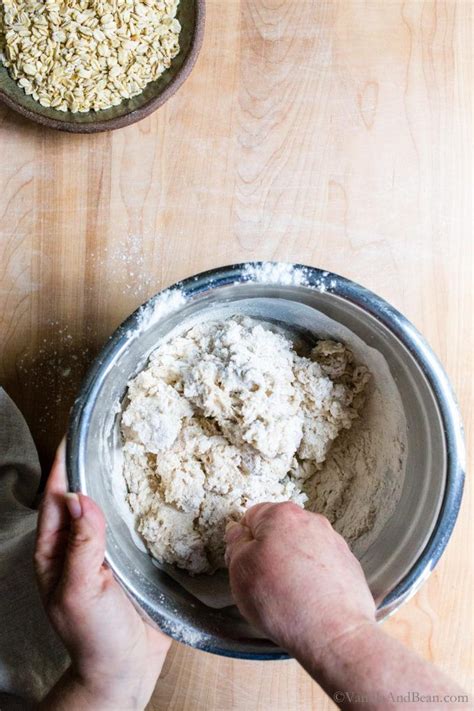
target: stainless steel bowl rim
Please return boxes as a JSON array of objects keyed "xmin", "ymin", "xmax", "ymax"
[{"xmin": 67, "ymin": 262, "xmax": 465, "ymax": 659}]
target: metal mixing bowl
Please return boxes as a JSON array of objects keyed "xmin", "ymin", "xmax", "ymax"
[{"xmin": 67, "ymin": 263, "xmax": 465, "ymax": 659}]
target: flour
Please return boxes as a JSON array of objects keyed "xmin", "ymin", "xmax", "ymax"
[
  {"xmin": 121, "ymin": 316, "xmax": 373, "ymax": 574},
  {"xmin": 89, "ymin": 235, "xmax": 158, "ymax": 299},
  {"xmin": 131, "ymin": 288, "xmax": 187, "ymax": 338},
  {"xmin": 241, "ymin": 261, "xmax": 333, "ymax": 292},
  {"xmin": 242, "ymin": 262, "xmax": 310, "ymax": 286}
]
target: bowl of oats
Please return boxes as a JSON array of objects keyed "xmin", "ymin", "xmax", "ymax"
[{"xmin": 0, "ymin": 0, "xmax": 205, "ymax": 132}]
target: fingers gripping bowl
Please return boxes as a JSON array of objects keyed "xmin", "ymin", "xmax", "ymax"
[{"xmin": 67, "ymin": 263, "xmax": 465, "ymax": 659}]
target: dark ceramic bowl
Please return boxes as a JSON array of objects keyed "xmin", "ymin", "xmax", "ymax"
[{"xmin": 0, "ymin": 0, "xmax": 205, "ymax": 133}]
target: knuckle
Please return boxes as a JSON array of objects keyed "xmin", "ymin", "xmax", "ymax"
[
  {"xmin": 68, "ymin": 529, "xmax": 92, "ymax": 550},
  {"xmin": 313, "ymin": 512, "xmax": 333, "ymax": 529},
  {"xmin": 271, "ymin": 500, "xmax": 302, "ymax": 522},
  {"xmin": 279, "ymin": 501, "xmax": 301, "ymax": 514}
]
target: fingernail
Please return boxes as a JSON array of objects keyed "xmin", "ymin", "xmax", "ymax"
[{"xmin": 65, "ymin": 493, "xmax": 82, "ymax": 519}]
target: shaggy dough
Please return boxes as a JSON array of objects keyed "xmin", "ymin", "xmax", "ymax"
[{"xmin": 121, "ymin": 317, "xmax": 370, "ymax": 574}]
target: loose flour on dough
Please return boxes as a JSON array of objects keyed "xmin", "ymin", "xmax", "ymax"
[{"xmin": 121, "ymin": 316, "xmax": 371, "ymax": 574}]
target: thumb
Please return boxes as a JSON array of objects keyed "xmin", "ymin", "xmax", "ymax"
[
  {"xmin": 224, "ymin": 520, "xmax": 253, "ymax": 566},
  {"xmin": 62, "ymin": 493, "xmax": 106, "ymax": 588}
]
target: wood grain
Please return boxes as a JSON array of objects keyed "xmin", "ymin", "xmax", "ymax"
[{"xmin": 0, "ymin": 0, "xmax": 472, "ymax": 708}]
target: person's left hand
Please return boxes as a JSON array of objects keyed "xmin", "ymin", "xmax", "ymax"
[{"xmin": 34, "ymin": 440, "xmax": 171, "ymax": 710}]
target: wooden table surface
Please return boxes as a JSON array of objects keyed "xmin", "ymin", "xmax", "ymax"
[{"xmin": 1, "ymin": 0, "xmax": 472, "ymax": 708}]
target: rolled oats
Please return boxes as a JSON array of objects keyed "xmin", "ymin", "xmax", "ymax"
[{"xmin": 0, "ymin": 0, "xmax": 181, "ymax": 112}]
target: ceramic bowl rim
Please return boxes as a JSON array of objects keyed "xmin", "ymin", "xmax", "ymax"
[{"xmin": 0, "ymin": 0, "xmax": 206, "ymax": 133}]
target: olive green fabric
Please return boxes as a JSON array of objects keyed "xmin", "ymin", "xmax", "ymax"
[{"xmin": 0, "ymin": 389, "xmax": 68, "ymax": 708}]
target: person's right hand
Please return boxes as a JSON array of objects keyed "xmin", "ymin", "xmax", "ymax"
[{"xmin": 225, "ymin": 502, "xmax": 376, "ymax": 663}]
